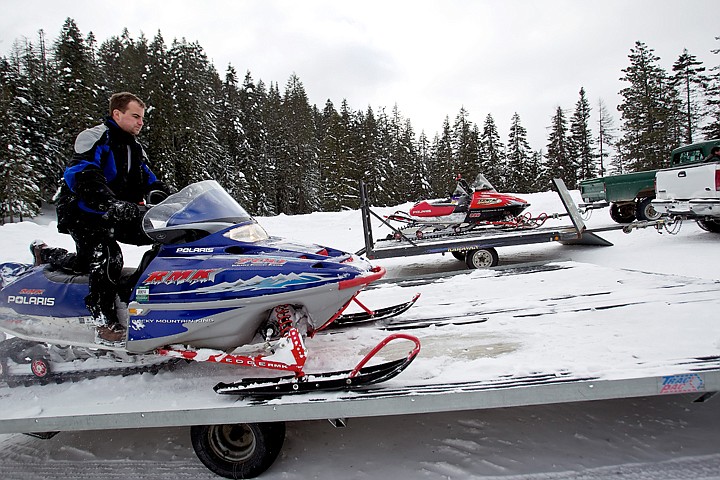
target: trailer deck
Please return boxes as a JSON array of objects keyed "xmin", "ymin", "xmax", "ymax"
[{"xmin": 1, "ymin": 261, "xmax": 718, "ymax": 435}]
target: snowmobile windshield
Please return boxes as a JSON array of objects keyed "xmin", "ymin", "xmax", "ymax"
[
  {"xmin": 471, "ymin": 174, "xmax": 496, "ymax": 192},
  {"xmin": 452, "ymin": 182, "xmax": 469, "ymax": 199},
  {"xmin": 143, "ymin": 180, "xmax": 255, "ymax": 233}
]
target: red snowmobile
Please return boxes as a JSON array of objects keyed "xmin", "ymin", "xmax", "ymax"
[{"xmin": 387, "ymin": 174, "xmax": 533, "ymax": 238}]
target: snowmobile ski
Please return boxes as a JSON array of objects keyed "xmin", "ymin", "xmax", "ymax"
[
  {"xmin": 332, "ymin": 294, "xmax": 421, "ymax": 327},
  {"xmin": 214, "ymin": 333, "xmax": 421, "ymax": 397}
]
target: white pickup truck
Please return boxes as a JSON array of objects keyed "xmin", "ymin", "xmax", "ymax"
[{"xmin": 653, "ymin": 160, "xmax": 720, "ymax": 233}]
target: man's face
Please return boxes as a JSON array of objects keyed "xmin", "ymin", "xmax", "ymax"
[{"xmin": 112, "ymin": 101, "xmax": 145, "ymax": 136}]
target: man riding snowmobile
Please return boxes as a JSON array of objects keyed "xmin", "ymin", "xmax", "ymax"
[{"xmin": 33, "ymin": 92, "xmax": 170, "ymax": 345}]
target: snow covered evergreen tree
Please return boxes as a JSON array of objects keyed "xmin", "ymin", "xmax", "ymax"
[
  {"xmin": 569, "ymin": 87, "xmax": 595, "ymax": 185},
  {"xmin": 388, "ymin": 105, "xmax": 418, "ymax": 203},
  {"xmin": 51, "ymin": 18, "xmax": 103, "ymax": 157},
  {"xmin": 165, "ymin": 39, "xmax": 223, "ymax": 188},
  {"xmin": 0, "ymin": 56, "xmax": 41, "ymax": 222},
  {"xmin": 141, "ymin": 31, "xmax": 177, "ymax": 189},
  {"xmin": 317, "ymin": 99, "xmax": 345, "ymax": 210},
  {"xmin": 355, "ymin": 106, "xmax": 385, "ymax": 204},
  {"xmin": 216, "ymin": 65, "xmax": 252, "ymax": 206},
  {"xmin": 703, "ymin": 36, "xmax": 720, "ymax": 140},
  {"xmin": 544, "ymin": 106, "xmax": 572, "ymax": 189},
  {"xmin": 671, "ymin": 49, "xmax": 707, "ymax": 144},
  {"xmin": 617, "ymin": 41, "xmax": 680, "ymax": 171},
  {"xmin": 237, "ymin": 74, "xmax": 273, "ymax": 215},
  {"xmin": 478, "ymin": 113, "xmax": 506, "ymax": 191},
  {"xmin": 452, "ymin": 107, "xmax": 480, "ymax": 182},
  {"xmin": 279, "ymin": 74, "xmax": 319, "ymax": 214},
  {"xmin": 414, "ymin": 131, "xmax": 433, "ymax": 200},
  {"xmin": 506, "ymin": 112, "xmax": 533, "ymax": 192},
  {"xmin": 429, "ymin": 117, "xmax": 454, "ymax": 196},
  {"xmin": 9, "ymin": 35, "xmax": 61, "ymax": 202}
]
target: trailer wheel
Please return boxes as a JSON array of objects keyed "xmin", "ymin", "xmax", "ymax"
[
  {"xmin": 190, "ymin": 422, "xmax": 285, "ymax": 479},
  {"xmin": 609, "ymin": 202, "xmax": 636, "ymax": 223},
  {"xmin": 636, "ymin": 197, "xmax": 660, "ymax": 221},
  {"xmin": 464, "ymin": 248, "xmax": 498, "ymax": 269},
  {"xmin": 697, "ymin": 218, "xmax": 720, "ymax": 233}
]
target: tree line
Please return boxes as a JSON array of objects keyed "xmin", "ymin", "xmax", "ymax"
[{"xmin": 1, "ymin": 18, "xmax": 719, "ymax": 223}]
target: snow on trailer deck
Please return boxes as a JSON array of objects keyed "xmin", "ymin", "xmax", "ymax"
[{"xmin": 0, "ymin": 261, "xmax": 718, "ymax": 435}]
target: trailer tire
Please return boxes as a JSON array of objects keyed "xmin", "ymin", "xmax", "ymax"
[
  {"xmin": 191, "ymin": 422, "xmax": 285, "ymax": 479},
  {"xmin": 697, "ymin": 218, "xmax": 720, "ymax": 233},
  {"xmin": 464, "ymin": 248, "xmax": 498, "ymax": 269},
  {"xmin": 636, "ymin": 197, "xmax": 660, "ymax": 221},
  {"xmin": 609, "ymin": 203, "xmax": 636, "ymax": 223}
]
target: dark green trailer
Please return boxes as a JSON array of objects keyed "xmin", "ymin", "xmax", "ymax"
[{"xmin": 579, "ymin": 139, "xmax": 720, "ymax": 223}]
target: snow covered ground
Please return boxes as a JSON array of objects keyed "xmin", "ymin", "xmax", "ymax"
[{"xmin": 0, "ymin": 188, "xmax": 719, "ymax": 479}]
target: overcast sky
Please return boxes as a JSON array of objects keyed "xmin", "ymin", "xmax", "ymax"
[{"xmin": 1, "ymin": 0, "xmax": 718, "ymax": 150}]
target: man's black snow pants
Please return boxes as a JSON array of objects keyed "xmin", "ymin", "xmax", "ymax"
[{"xmin": 47, "ymin": 213, "xmax": 152, "ymax": 325}]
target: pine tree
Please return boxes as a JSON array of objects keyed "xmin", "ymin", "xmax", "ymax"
[
  {"xmin": 506, "ymin": 112, "xmax": 533, "ymax": 192},
  {"xmin": 97, "ymin": 28, "xmax": 149, "ymax": 96},
  {"xmin": 430, "ymin": 117, "xmax": 454, "ymax": 196},
  {"xmin": 356, "ymin": 106, "xmax": 384, "ymax": 204},
  {"xmin": 702, "ymin": 36, "xmax": 720, "ymax": 140},
  {"xmin": 216, "ymin": 65, "xmax": 251, "ymax": 206},
  {"xmin": 166, "ymin": 38, "xmax": 222, "ymax": 188},
  {"xmin": 671, "ymin": 49, "xmax": 707, "ymax": 144},
  {"xmin": 544, "ymin": 106, "xmax": 572, "ymax": 188},
  {"xmin": 317, "ymin": 99, "xmax": 345, "ymax": 210},
  {"xmin": 478, "ymin": 113, "xmax": 506, "ymax": 190},
  {"xmin": 617, "ymin": 41, "xmax": 680, "ymax": 171},
  {"xmin": 10, "ymin": 34, "xmax": 61, "ymax": 201},
  {"xmin": 414, "ymin": 131, "xmax": 432, "ymax": 200},
  {"xmin": 278, "ymin": 74, "xmax": 319, "ymax": 214},
  {"xmin": 239, "ymin": 73, "xmax": 273, "ymax": 215},
  {"xmin": 569, "ymin": 87, "xmax": 594, "ymax": 184},
  {"xmin": 371, "ymin": 107, "xmax": 395, "ymax": 206},
  {"xmin": 51, "ymin": 18, "xmax": 103, "ymax": 158},
  {"xmin": 0, "ymin": 55, "xmax": 42, "ymax": 221},
  {"xmin": 143, "ymin": 31, "xmax": 177, "ymax": 190},
  {"xmin": 387, "ymin": 105, "xmax": 417, "ymax": 203},
  {"xmin": 452, "ymin": 107, "xmax": 480, "ymax": 181},
  {"xmin": 596, "ymin": 99, "xmax": 617, "ymax": 176}
]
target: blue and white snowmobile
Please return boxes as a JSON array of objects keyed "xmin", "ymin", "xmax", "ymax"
[{"xmin": 0, "ymin": 180, "xmax": 420, "ymax": 395}]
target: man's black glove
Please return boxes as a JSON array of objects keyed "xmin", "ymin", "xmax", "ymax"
[{"xmin": 105, "ymin": 201, "xmax": 140, "ymax": 222}]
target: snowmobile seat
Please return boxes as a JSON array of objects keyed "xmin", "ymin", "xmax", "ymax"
[
  {"xmin": 42, "ymin": 264, "xmax": 136, "ymax": 285},
  {"xmin": 42, "ymin": 264, "xmax": 89, "ymax": 285}
]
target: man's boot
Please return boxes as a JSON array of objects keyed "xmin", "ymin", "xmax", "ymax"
[
  {"xmin": 96, "ymin": 323, "xmax": 126, "ymax": 345},
  {"xmin": 29, "ymin": 240, "xmax": 47, "ymax": 266},
  {"xmin": 86, "ymin": 296, "xmax": 126, "ymax": 346}
]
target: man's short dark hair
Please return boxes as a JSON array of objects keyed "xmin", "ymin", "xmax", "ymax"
[
  {"xmin": 109, "ymin": 92, "xmax": 146, "ymax": 116},
  {"xmin": 712, "ymin": 146, "xmax": 720, "ymax": 155}
]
